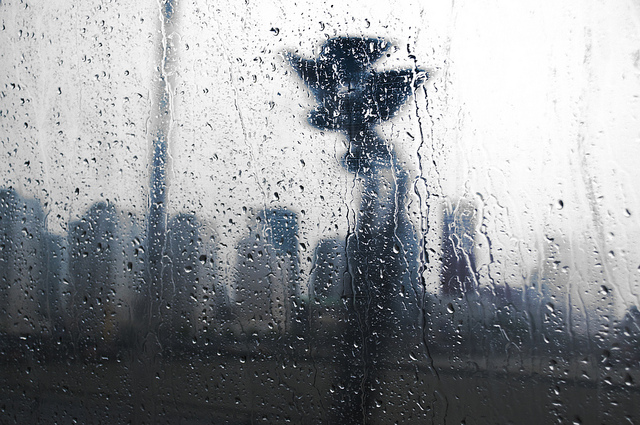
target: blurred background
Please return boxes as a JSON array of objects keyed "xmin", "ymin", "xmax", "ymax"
[{"xmin": 0, "ymin": 0, "xmax": 639, "ymax": 423}]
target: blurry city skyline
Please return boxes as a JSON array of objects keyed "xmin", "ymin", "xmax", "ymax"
[{"xmin": 0, "ymin": 184, "xmax": 632, "ymax": 340}]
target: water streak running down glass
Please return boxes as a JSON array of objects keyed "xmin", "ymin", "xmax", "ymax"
[{"xmin": 0, "ymin": 0, "xmax": 639, "ymax": 424}]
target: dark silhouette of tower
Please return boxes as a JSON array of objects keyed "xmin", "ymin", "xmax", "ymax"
[
  {"xmin": 133, "ymin": 1, "xmax": 178, "ymax": 420},
  {"xmin": 0, "ymin": 189, "xmax": 52, "ymax": 338},
  {"xmin": 68, "ymin": 202, "xmax": 120, "ymax": 354},
  {"xmin": 441, "ymin": 199, "xmax": 478, "ymax": 297},
  {"xmin": 160, "ymin": 213, "xmax": 216, "ymax": 352},
  {"xmin": 234, "ymin": 208, "xmax": 300, "ymax": 338}
]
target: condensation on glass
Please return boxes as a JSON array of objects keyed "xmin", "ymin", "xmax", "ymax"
[{"xmin": 0, "ymin": 0, "xmax": 639, "ymax": 424}]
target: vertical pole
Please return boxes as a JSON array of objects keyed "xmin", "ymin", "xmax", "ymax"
[
  {"xmin": 345, "ymin": 132, "xmax": 399, "ymax": 424},
  {"xmin": 132, "ymin": 1, "xmax": 177, "ymax": 423}
]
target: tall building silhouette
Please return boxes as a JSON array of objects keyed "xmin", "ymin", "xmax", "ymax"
[
  {"xmin": 310, "ymin": 238, "xmax": 349, "ymax": 303},
  {"xmin": 441, "ymin": 199, "xmax": 478, "ymax": 296},
  {"xmin": 43, "ymin": 232, "xmax": 66, "ymax": 336},
  {"xmin": 160, "ymin": 213, "xmax": 217, "ymax": 348},
  {"xmin": 233, "ymin": 208, "xmax": 299, "ymax": 336},
  {"xmin": 0, "ymin": 188, "xmax": 52, "ymax": 336},
  {"xmin": 68, "ymin": 202, "xmax": 121, "ymax": 349}
]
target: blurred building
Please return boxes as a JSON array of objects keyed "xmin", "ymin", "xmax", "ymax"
[
  {"xmin": 310, "ymin": 238, "xmax": 349, "ymax": 303},
  {"xmin": 441, "ymin": 199, "xmax": 478, "ymax": 296},
  {"xmin": 160, "ymin": 213, "xmax": 217, "ymax": 347},
  {"xmin": 0, "ymin": 188, "xmax": 53, "ymax": 336},
  {"xmin": 68, "ymin": 202, "xmax": 122, "ymax": 349},
  {"xmin": 233, "ymin": 208, "xmax": 299, "ymax": 336},
  {"xmin": 43, "ymin": 232, "xmax": 66, "ymax": 336}
]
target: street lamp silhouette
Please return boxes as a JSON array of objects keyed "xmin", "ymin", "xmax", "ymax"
[
  {"xmin": 287, "ymin": 37, "xmax": 427, "ymax": 172},
  {"xmin": 288, "ymin": 37, "xmax": 428, "ymax": 423}
]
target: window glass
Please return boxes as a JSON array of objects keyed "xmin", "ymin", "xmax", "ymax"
[{"xmin": 1, "ymin": 0, "xmax": 639, "ymax": 423}]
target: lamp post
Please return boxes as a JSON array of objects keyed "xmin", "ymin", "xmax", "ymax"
[{"xmin": 288, "ymin": 37, "xmax": 427, "ymax": 423}]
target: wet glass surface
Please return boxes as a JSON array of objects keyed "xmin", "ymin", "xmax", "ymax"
[{"xmin": 1, "ymin": 0, "xmax": 639, "ymax": 423}]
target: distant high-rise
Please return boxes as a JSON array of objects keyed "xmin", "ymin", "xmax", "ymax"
[
  {"xmin": 441, "ymin": 199, "xmax": 478, "ymax": 296},
  {"xmin": 68, "ymin": 202, "xmax": 120, "ymax": 345},
  {"xmin": 161, "ymin": 213, "xmax": 217, "ymax": 346},
  {"xmin": 234, "ymin": 208, "xmax": 299, "ymax": 335},
  {"xmin": 263, "ymin": 209, "xmax": 298, "ymax": 259},
  {"xmin": 0, "ymin": 189, "xmax": 52, "ymax": 336},
  {"xmin": 44, "ymin": 232, "xmax": 66, "ymax": 336}
]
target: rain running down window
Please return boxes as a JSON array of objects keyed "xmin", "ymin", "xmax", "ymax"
[{"xmin": 1, "ymin": 0, "xmax": 639, "ymax": 423}]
